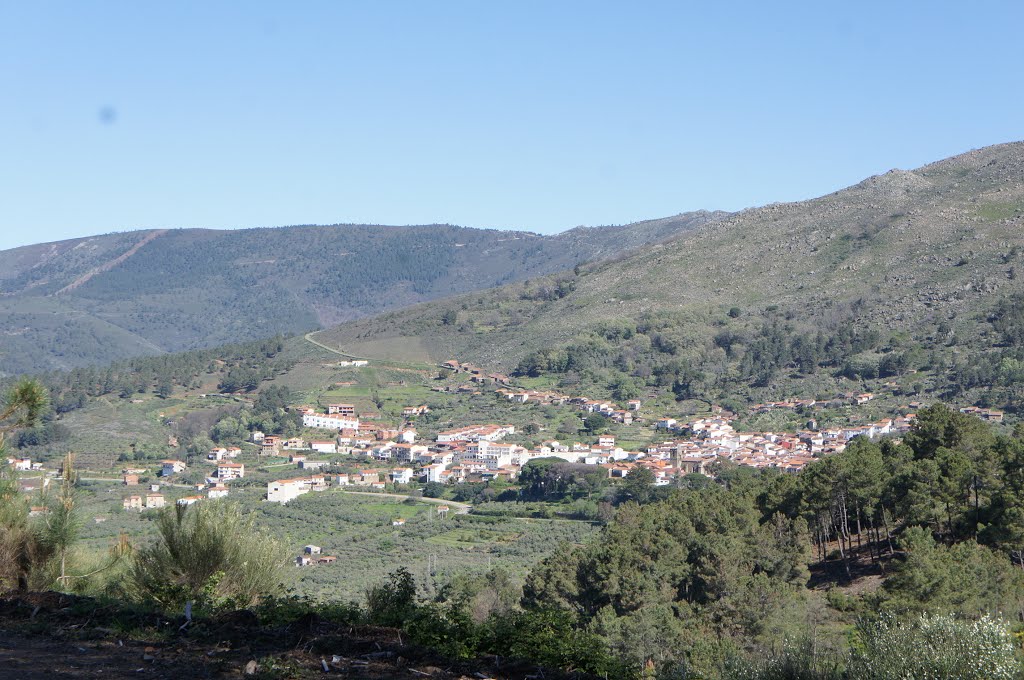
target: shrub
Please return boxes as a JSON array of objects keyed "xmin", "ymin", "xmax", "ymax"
[
  {"xmin": 128, "ymin": 502, "xmax": 286, "ymax": 611},
  {"xmin": 846, "ymin": 613, "xmax": 1020, "ymax": 680},
  {"xmin": 483, "ymin": 607, "xmax": 637, "ymax": 678},
  {"xmin": 365, "ymin": 567, "xmax": 417, "ymax": 627}
]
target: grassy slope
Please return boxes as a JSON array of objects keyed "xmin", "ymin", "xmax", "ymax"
[{"xmin": 313, "ymin": 142, "xmax": 1024, "ymax": 375}]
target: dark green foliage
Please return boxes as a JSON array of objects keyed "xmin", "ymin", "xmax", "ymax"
[
  {"xmin": 365, "ymin": 567, "xmax": 418, "ymax": 627},
  {"xmin": 366, "ymin": 566, "xmax": 635, "ymax": 677},
  {"xmin": 4, "ymin": 335, "xmax": 292, "ymax": 426},
  {"xmin": 518, "ymin": 458, "xmax": 608, "ymax": 502},
  {"xmin": 421, "ymin": 481, "xmax": 446, "ymax": 498}
]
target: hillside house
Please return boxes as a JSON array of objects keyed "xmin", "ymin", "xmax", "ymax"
[
  {"xmin": 261, "ymin": 439, "xmax": 280, "ymax": 456},
  {"xmin": 217, "ymin": 462, "xmax": 245, "ymax": 480},
  {"xmin": 7, "ymin": 458, "xmax": 31, "ymax": 471},
  {"xmin": 266, "ymin": 475, "xmax": 328, "ymax": 503},
  {"xmin": 208, "ymin": 484, "xmax": 229, "ymax": 499},
  {"xmin": 327, "ymin": 403, "xmax": 356, "ymax": 416},
  {"xmin": 402, "ymin": 405, "xmax": 430, "ymax": 417},
  {"xmin": 145, "ymin": 493, "xmax": 165, "ymax": 509},
  {"xmin": 355, "ymin": 470, "xmax": 380, "ymax": 485},
  {"xmin": 161, "ymin": 460, "xmax": 186, "ymax": 477},
  {"xmin": 304, "ymin": 545, "xmax": 322, "ymax": 555},
  {"xmin": 177, "ymin": 496, "xmax": 202, "ymax": 506},
  {"xmin": 390, "ymin": 468, "xmax": 414, "ymax": 484},
  {"xmin": 310, "ymin": 440, "xmax": 337, "ymax": 454},
  {"xmin": 436, "ymin": 424, "xmax": 515, "ymax": 443},
  {"xmin": 392, "ymin": 443, "xmax": 429, "ymax": 463},
  {"xmin": 123, "ymin": 495, "xmax": 143, "ymax": 511},
  {"xmin": 303, "ymin": 413, "xmax": 360, "ymax": 430},
  {"xmin": 122, "ymin": 473, "xmax": 139, "ymax": 486},
  {"xmin": 299, "ymin": 459, "xmax": 328, "ymax": 470}
]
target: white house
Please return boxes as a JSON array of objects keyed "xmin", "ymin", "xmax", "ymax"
[
  {"xmin": 423, "ymin": 462, "xmax": 448, "ymax": 483},
  {"xmin": 207, "ymin": 484, "xmax": 229, "ymax": 499},
  {"xmin": 217, "ymin": 462, "xmax": 245, "ymax": 480},
  {"xmin": 310, "ymin": 440, "xmax": 338, "ymax": 454},
  {"xmin": 266, "ymin": 475, "xmax": 329, "ymax": 504},
  {"xmin": 302, "ymin": 413, "xmax": 360, "ymax": 430},
  {"xmin": 390, "ymin": 468, "xmax": 414, "ymax": 485},
  {"xmin": 8, "ymin": 458, "xmax": 32, "ymax": 471}
]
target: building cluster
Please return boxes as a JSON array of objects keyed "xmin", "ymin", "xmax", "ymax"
[
  {"xmin": 264, "ymin": 381, "xmax": 929, "ymax": 503},
  {"xmin": 124, "ymin": 446, "xmax": 248, "ymax": 510},
  {"xmin": 959, "ymin": 406, "xmax": 1005, "ymax": 422},
  {"xmin": 295, "ymin": 544, "xmax": 337, "ymax": 567},
  {"xmin": 6, "ymin": 457, "xmax": 41, "ymax": 471},
  {"xmin": 642, "ymin": 414, "xmax": 917, "ymax": 477},
  {"xmin": 750, "ymin": 392, "xmax": 877, "ymax": 413},
  {"xmin": 495, "ymin": 388, "xmax": 639, "ymax": 424}
]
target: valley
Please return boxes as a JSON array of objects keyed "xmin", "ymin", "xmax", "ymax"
[{"xmin": 4, "ymin": 142, "xmax": 1024, "ymax": 678}]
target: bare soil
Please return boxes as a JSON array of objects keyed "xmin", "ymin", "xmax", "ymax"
[{"xmin": 0, "ymin": 592, "xmax": 560, "ymax": 680}]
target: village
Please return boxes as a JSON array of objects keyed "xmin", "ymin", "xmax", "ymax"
[
  {"xmin": 13, "ymin": 359, "xmax": 1006, "ymax": 517},
  {"xmin": 109, "ymin": 360, "xmax": 962, "ymax": 512}
]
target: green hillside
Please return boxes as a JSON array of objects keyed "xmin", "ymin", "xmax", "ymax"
[
  {"xmin": 0, "ymin": 212, "xmax": 723, "ymax": 376},
  {"xmin": 313, "ymin": 141, "xmax": 1024, "ymax": 412}
]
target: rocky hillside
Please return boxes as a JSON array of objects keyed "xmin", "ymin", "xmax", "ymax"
[{"xmin": 0, "ymin": 212, "xmax": 723, "ymax": 375}]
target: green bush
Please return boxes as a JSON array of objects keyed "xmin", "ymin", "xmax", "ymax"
[
  {"xmin": 846, "ymin": 613, "xmax": 1021, "ymax": 680},
  {"xmin": 483, "ymin": 607, "xmax": 638, "ymax": 678},
  {"xmin": 726, "ymin": 614, "xmax": 1022, "ymax": 680},
  {"xmin": 365, "ymin": 567, "xmax": 417, "ymax": 627},
  {"xmin": 128, "ymin": 502, "xmax": 286, "ymax": 612}
]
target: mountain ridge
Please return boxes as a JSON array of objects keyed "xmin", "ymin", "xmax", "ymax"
[
  {"xmin": 311, "ymin": 140, "xmax": 1024, "ymax": 408},
  {"xmin": 0, "ymin": 212, "xmax": 725, "ymax": 375}
]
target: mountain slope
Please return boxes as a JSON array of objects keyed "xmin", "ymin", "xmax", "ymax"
[
  {"xmin": 313, "ymin": 141, "xmax": 1024, "ymax": 407},
  {"xmin": 0, "ymin": 212, "xmax": 723, "ymax": 375}
]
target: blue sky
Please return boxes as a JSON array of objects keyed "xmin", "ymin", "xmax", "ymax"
[{"xmin": 2, "ymin": 2, "xmax": 1022, "ymax": 250}]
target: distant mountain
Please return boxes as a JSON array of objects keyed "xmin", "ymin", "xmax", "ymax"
[
  {"xmin": 313, "ymin": 142, "xmax": 1024, "ymax": 409},
  {"xmin": 0, "ymin": 212, "xmax": 724, "ymax": 375}
]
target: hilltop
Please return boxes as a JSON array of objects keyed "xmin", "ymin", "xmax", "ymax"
[
  {"xmin": 313, "ymin": 141, "xmax": 1024, "ymax": 409},
  {"xmin": 0, "ymin": 212, "xmax": 723, "ymax": 375}
]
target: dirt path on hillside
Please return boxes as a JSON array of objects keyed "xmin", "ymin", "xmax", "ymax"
[
  {"xmin": 54, "ymin": 229, "xmax": 168, "ymax": 296},
  {"xmin": 303, "ymin": 332, "xmax": 368, "ymax": 361}
]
